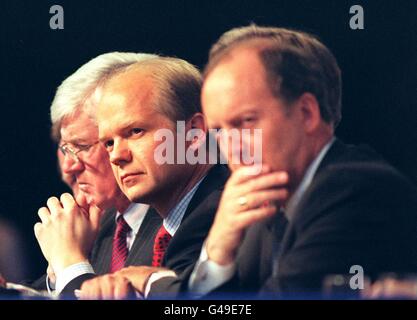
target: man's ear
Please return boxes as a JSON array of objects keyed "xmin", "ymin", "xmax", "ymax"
[
  {"xmin": 185, "ymin": 113, "xmax": 207, "ymax": 150},
  {"xmin": 296, "ymin": 92, "xmax": 322, "ymax": 134}
]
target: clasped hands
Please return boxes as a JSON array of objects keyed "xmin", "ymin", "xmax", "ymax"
[{"xmin": 34, "ymin": 193, "xmax": 102, "ymax": 276}]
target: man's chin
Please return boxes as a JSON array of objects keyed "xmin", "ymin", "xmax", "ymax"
[{"xmin": 126, "ymin": 190, "xmax": 151, "ymax": 204}]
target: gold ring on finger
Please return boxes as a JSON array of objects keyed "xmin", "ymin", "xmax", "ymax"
[{"xmin": 237, "ymin": 196, "xmax": 248, "ymax": 207}]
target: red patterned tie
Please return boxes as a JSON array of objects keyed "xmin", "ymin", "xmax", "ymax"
[
  {"xmin": 110, "ymin": 216, "xmax": 131, "ymax": 273},
  {"xmin": 152, "ymin": 225, "xmax": 172, "ymax": 267}
]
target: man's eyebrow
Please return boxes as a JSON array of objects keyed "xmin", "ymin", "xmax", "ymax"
[
  {"xmin": 118, "ymin": 120, "xmax": 148, "ymax": 134},
  {"xmin": 61, "ymin": 138, "xmax": 91, "ymax": 145},
  {"xmin": 119, "ymin": 122, "xmax": 139, "ymax": 131},
  {"xmin": 98, "ymin": 120, "xmax": 146, "ymax": 142}
]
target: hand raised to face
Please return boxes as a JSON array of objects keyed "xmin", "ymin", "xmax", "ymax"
[{"xmin": 206, "ymin": 165, "xmax": 289, "ymax": 265}]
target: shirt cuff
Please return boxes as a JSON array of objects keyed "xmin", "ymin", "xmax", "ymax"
[
  {"xmin": 55, "ymin": 261, "xmax": 95, "ymax": 294},
  {"xmin": 144, "ymin": 270, "xmax": 177, "ymax": 298},
  {"xmin": 188, "ymin": 243, "xmax": 236, "ymax": 298}
]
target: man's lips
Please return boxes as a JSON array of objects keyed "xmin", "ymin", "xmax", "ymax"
[{"xmin": 120, "ymin": 173, "xmax": 144, "ymax": 183}]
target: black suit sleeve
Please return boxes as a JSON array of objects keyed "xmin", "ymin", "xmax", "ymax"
[
  {"xmin": 26, "ymin": 274, "xmax": 47, "ymax": 291},
  {"xmin": 148, "ymin": 184, "xmax": 225, "ymax": 297},
  {"xmin": 147, "ymin": 264, "xmax": 195, "ymax": 299},
  {"xmin": 59, "ymin": 273, "xmax": 96, "ymax": 299}
]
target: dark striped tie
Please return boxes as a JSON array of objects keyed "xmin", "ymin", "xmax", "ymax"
[{"xmin": 110, "ymin": 216, "xmax": 131, "ymax": 273}]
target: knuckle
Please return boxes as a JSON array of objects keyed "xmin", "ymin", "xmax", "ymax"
[
  {"xmin": 55, "ymin": 213, "xmax": 65, "ymax": 222},
  {"xmin": 107, "ymin": 274, "xmax": 117, "ymax": 282},
  {"xmin": 274, "ymin": 174, "xmax": 283, "ymax": 184},
  {"xmin": 81, "ymin": 279, "xmax": 92, "ymax": 290},
  {"xmin": 246, "ymin": 179, "xmax": 256, "ymax": 191},
  {"xmin": 119, "ymin": 277, "xmax": 130, "ymax": 286}
]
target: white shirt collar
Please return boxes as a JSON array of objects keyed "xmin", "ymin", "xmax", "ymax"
[{"xmin": 115, "ymin": 203, "xmax": 150, "ymax": 235}]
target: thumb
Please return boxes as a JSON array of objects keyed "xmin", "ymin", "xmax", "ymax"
[
  {"xmin": 76, "ymin": 192, "xmax": 89, "ymax": 215},
  {"xmin": 89, "ymin": 205, "xmax": 103, "ymax": 233},
  {"xmin": 47, "ymin": 265, "xmax": 56, "ymax": 284}
]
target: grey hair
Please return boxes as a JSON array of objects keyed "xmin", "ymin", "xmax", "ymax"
[{"xmin": 50, "ymin": 52, "xmax": 158, "ymax": 141}]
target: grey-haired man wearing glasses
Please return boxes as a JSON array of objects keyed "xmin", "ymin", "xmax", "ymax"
[{"xmin": 32, "ymin": 52, "xmax": 162, "ymax": 297}]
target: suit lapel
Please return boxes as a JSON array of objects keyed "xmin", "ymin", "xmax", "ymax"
[
  {"xmin": 125, "ymin": 207, "xmax": 162, "ymax": 266},
  {"xmin": 183, "ymin": 165, "xmax": 229, "ymax": 220},
  {"xmin": 278, "ymin": 140, "xmax": 345, "ymax": 257},
  {"xmin": 162, "ymin": 165, "xmax": 229, "ymax": 265},
  {"xmin": 91, "ymin": 209, "xmax": 117, "ymax": 275}
]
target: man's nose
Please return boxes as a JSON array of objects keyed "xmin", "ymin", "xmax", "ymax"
[
  {"xmin": 61, "ymin": 153, "xmax": 84, "ymax": 174},
  {"xmin": 110, "ymin": 139, "xmax": 132, "ymax": 166},
  {"xmin": 218, "ymin": 129, "xmax": 243, "ymax": 166}
]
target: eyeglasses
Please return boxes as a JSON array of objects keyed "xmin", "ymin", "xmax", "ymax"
[{"xmin": 58, "ymin": 141, "xmax": 100, "ymax": 162}]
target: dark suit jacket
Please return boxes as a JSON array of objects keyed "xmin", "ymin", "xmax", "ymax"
[
  {"xmin": 147, "ymin": 164, "xmax": 229, "ymax": 297},
  {"xmin": 42, "ymin": 207, "xmax": 162, "ymax": 296},
  {"xmin": 207, "ymin": 139, "xmax": 417, "ymax": 298},
  {"xmin": 90, "ymin": 207, "xmax": 161, "ymax": 275},
  {"xmin": 59, "ymin": 165, "xmax": 228, "ymax": 298}
]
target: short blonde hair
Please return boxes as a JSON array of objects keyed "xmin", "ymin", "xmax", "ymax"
[{"xmin": 105, "ymin": 56, "xmax": 202, "ymax": 123}]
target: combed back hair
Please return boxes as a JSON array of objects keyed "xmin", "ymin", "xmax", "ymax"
[
  {"xmin": 106, "ymin": 56, "xmax": 203, "ymax": 123},
  {"xmin": 50, "ymin": 52, "xmax": 159, "ymax": 142},
  {"xmin": 205, "ymin": 24, "xmax": 342, "ymax": 127}
]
